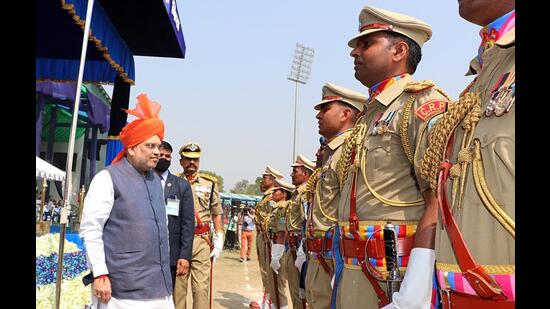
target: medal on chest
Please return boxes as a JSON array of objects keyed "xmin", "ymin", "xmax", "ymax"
[
  {"xmin": 369, "ymin": 111, "xmax": 396, "ymax": 135},
  {"xmin": 485, "ymin": 71, "xmax": 515, "ymax": 117}
]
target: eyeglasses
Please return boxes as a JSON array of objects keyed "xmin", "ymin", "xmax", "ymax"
[{"xmin": 144, "ymin": 143, "xmax": 162, "ymax": 150}]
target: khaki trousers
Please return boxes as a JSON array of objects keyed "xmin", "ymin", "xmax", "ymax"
[
  {"xmin": 305, "ymin": 258, "xmax": 333, "ymax": 309},
  {"xmin": 336, "ymin": 267, "xmax": 387, "ymax": 309},
  {"xmin": 174, "ymin": 236, "xmax": 211, "ymax": 309},
  {"xmin": 256, "ymin": 232, "xmax": 269, "ymax": 291},
  {"xmin": 266, "ymin": 248, "xmax": 289, "ymax": 308},
  {"xmin": 285, "ymin": 249, "xmax": 303, "ymax": 309}
]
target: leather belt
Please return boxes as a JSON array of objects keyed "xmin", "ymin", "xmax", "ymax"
[
  {"xmin": 306, "ymin": 238, "xmax": 332, "ymax": 253},
  {"xmin": 288, "ymin": 233, "xmax": 302, "ymax": 248},
  {"xmin": 194, "ymin": 224, "xmax": 209, "ymax": 235},
  {"xmin": 441, "ymin": 290, "xmax": 514, "ymax": 309},
  {"xmin": 341, "ymin": 237, "xmax": 414, "ymax": 259}
]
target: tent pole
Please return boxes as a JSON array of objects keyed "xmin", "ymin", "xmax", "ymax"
[
  {"xmin": 36, "ymin": 95, "xmax": 46, "ymax": 156},
  {"xmin": 54, "ymin": 1, "xmax": 95, "ymax": 308}
]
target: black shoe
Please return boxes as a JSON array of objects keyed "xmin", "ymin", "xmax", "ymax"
[
  {"xmin": 240, "ymin": 258, "xmax": 245, "ymax": 262},
  {"xmin": 247, "ymin": 257, "xmax": 251, "ymax": 261}
]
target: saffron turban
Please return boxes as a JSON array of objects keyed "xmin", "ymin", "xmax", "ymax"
[{"xmin": 112, "ymin": 93, "xmax": 165, "ymax": 164}]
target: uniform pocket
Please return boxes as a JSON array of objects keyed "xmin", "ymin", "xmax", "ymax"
[{"xmin": 364, "ymin": 133, "xmax": 411, "ymax": 181}]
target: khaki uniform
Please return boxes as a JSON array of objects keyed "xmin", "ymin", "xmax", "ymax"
[
  {"xmin": 254, "ymin": 187, "xmax": 275, "ymax": 299},
  {"xmin": 266, "ymin": 200, "xmax": 290, "ymax": 308},
  {"xmin": 285, "ymin": 184, "xmax": 307, "ymax": 309},
  {"xmin": 175, "ymin": 174, "xmax": 222, "ymax": 309},
  {"xmin": 430, "ymin": 29, "xmax": 515, "ymax": 299},
  {"xmin": 305, "ymin": 131, "xmax": 349, "ymax": 308},
  {"xmin": 336, "ymin": 75, "xmax": 452, "ymax": 308}
]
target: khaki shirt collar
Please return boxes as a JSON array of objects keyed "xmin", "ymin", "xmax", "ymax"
[
  {"xmin": 372, "ymin": 74, "xmax": 413, "ymax": 107},
  {"xmin": 466, "ymin": 27, "xmax": 515, "ymax": 76},
  {"xmin": 328, "ymin": 130, "xmax": 351, "ymax": 151}
]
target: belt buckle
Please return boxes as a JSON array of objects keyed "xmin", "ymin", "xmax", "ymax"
[{"xmin": 440, "ymin": 289, "xmax": 452, "ymax": 309}]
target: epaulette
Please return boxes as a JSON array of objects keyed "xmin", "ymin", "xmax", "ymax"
[
  {"xmin": 403, "ymin": 80, "xmax": 435, "ymax": 93},
  {"xmin": 199, "ymin": 172, "xmax": 218, "ymax": 184},
  {"xmin": 175, "ymin": 172, "xmax": 183, "ymax": 178}
]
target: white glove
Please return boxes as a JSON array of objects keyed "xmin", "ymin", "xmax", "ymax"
[
  {"xmin": 210, "ymin": 231, "xmax": 224, "ymax": 263},
  {"xmin": 381, "ymin": 248, "xmax": 435, "ymax": 309},
  {"xmin": 270, "ymin": 243, "xmax": 285, "ymax": 274},
  {"xmin": 294, "ymin": 245, "xmax": 306, "ymax": 272},
  {"xmin": 330, "ymin": 275, "xmax": 335, "ymax": 288}
]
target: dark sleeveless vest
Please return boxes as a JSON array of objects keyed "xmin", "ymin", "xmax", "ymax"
[{"xmin": 104, "ymin": 158, "xmax": 172, "ymax": 299}]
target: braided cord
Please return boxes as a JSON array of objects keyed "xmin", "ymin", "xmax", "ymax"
[
  {"xmin": 305, "ymin": 168, "xmax": 321, "ymax": 203},
  {"xmin": 472, "ymin": 140, "xmax": 515, "ymax": 238},
  {"xmin": 420, "ymin": 92, "xmax": 481, "ymax": 192},
  {"xmin": 399, "ymin": 96, "xmax": 416, "ymax": 164},
  {"xmin": 336, "ymin": 118, "xmax": 367, "ymax": 189}
]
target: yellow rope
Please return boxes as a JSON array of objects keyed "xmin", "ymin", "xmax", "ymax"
[
  {"xmin": 420, "ymin": 92, "xmax": 481, "ymax": 193},
  {"xmin": 305, "ymin": 168, "xmax": 321, "ymax": 203},
  {"xmin": 360, "ymin": 147, "xmax": 424, "ymax": 207},
  {"xmin": 315, "ymin": 181, "xmax": 338, "ymax": 222},
  {"xmin": 472, "ymin": 140, "xmax": 515, "ymax": 238},
  {"xmin": 399, "ymin": 96, "xmax": 416, "ymax": 164},
  {"xmin": 336, "ymin": 120, "xmax": 367, "ymax": 189}
]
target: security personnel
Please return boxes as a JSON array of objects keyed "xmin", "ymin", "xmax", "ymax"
[
  {"xmin": 419, "ymin": 1, "xmax": 515, "ymax": 308},
  {"xmin": 282, "ymin": 154, "xmax": 315, "ymax": 309},
  {"xmin": 267, "ymin": 178, "xmax": 295, "ymax": 309},
  {"xmin": 333, "ymin": 6, "xmax": 453, "ymax": 308},
  {"xmin": 304, "ymin": 83, "xmax": 366, "ymax": 309},
  {"xmin": 252, "ymin": 165, "xmax": 284, "ymax": 308},
  {"xmin": 176, "ymin": 142, "xmax": 224, "ymax": 309}
]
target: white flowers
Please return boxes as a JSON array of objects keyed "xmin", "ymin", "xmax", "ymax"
[
  {"xmin": 36, "ymin": 272, "xmax": 91, "ymax": 309},
  {"xmin": 36, "ymin": 233, "xmax": 90, "ymax": 308},
  {"xmin": 36, "ymin": 233, "xmax": 79, "ymax": 257}
]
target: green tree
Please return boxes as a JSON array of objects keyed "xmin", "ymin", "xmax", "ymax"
[
  {"xmin": 244, "ymin": 177, "xmax": 262, "ymax": 195},
  {"xmin": 200, "ymin": 170, "xmax": 224, "ymax": 192},
  {"xmin": 231, "ymin": 179, "xmax": 249, "ymax": 194}
]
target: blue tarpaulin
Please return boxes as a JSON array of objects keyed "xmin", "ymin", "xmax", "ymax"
[{"xmin": 36, "ymin": 0, "xmax": 135, "ymax": 84}]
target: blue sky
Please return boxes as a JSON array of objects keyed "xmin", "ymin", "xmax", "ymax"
[{"xmin": 108, "ymin": 0, "xmax": 480, "ymax": 191}]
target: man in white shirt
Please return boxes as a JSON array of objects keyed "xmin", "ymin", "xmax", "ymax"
[{"xmin": 80, "ymin": 94, "xmax": 174, "ymax": 309}]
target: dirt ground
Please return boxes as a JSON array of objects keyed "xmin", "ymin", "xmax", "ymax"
[{"xmin": 184, "ymin": 234, "xmax": 293, "ymax": 308}]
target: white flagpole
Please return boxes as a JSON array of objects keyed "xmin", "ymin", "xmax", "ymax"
[{"xmin": 54, "ymin": 0, "xmax": 95, "ymax": 308}]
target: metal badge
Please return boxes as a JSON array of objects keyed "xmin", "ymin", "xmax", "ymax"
[{"xmin": 494, "ymin": 83, "xmax": 515, "ymax": 116}]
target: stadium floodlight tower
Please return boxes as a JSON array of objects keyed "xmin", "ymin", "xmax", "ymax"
[{"xmin": 287, "ymin": 43, "xmax": 314, "ymax": 162}]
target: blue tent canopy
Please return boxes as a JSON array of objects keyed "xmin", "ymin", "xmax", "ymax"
[
  {"xmin": 220, "ymin": 193, "xmax": 262, "ymax": 207},
  {"xmin": 36, "ymin": 0, "xmax": 136, "ymax": 84},
  {"xmin": 36, "ymin": 0, "xmax": 186, "ymax": 85}
]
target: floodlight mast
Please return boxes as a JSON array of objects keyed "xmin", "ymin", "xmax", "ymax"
[{"xmin": 287, "ymin": 43, "xmax": 314, "ymax": 162}]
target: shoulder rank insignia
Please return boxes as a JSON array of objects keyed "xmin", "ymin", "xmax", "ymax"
[
  {"xmin": 403, "ymin": 80, "xmax": 435, "ymax": 93},
  {"xmin": 486, "ymin": 71, "xmax": 515, "ymax": 117},
  {"xmin": 199, "ymin": 173, "xmax": 218, "ymax": 184},
  {"xmin": 415, "ymin": 100, "xmax": 448, "ymax": 121}
]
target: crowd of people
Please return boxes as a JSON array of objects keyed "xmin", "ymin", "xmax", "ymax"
[
  {"xmin": 73, "ymin": 1, "xmax": 514, "ymax": 309},
  {"xmin": 223, "ymin": 205, "xmax": 257, "ymax": 263}
]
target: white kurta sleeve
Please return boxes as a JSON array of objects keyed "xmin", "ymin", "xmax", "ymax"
[{"xmin": 79, "ymin": 170, "xmax": 114, "ymax": 277}]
